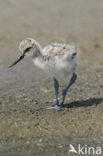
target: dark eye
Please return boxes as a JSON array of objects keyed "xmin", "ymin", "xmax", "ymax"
[{"xmin": 25, "ymin": 47, "xmax": 31, "ymax": 52}]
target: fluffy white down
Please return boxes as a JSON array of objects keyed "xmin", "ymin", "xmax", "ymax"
[
  {"xmin": 32, "ymin": 43, "xmax": 78, "ymax": 80},
  {"xmin": 18, "ymin": 38, "xmax": 78, "ymax": 80},
  {"xmin": 33, "ymin": 54, "xmax": 77, "ymax": 80}
]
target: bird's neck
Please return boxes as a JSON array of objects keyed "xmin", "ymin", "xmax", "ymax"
[{"xmin": 32, "ymin": 42, "xmax": 43, "ymax": 59}]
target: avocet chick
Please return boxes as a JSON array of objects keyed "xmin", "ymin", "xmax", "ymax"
[{"xmin": 9, "ymin": 38, "xmax": 78, "ymax": 109}]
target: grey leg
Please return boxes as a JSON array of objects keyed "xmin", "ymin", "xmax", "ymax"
[
  {"xmin": 53, "ymin": 78, "xmax": 59, "ymax": 106},
  {"xmin": 47, "ymin": 78, "xmax": 59, "ymax": 109},
  {"xmin": 59, "ymin": 73, "xmax": 77, "ymax": 105}
]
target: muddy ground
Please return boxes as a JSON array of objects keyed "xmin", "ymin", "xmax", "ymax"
[{"xmin": 0, "ymin": 0, "xmax": 103, "ymax": 155}]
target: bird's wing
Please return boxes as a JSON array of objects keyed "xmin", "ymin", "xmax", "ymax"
[
  {"xmin": 43, "ymin": 43, "xmax": 68, "ymax": 56},
  {"xmin": 42, "ymin": 43, "xmax": 77, "ymax": 61}
]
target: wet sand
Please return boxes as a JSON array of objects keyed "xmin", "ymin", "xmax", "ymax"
[{"xmin": 0, "ymin": 0, "xmax": 103, "ymax": 155}]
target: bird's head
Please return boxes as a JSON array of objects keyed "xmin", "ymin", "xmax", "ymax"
[{"xmin": 9, "ymin": 38, "xmax": 41, "ymax": 68}]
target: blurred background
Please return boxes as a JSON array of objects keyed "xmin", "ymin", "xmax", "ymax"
[
  {"xmin": 0, "ymin": 0, "xmax": 103, "ymax": 94},
  {"xmin": 0, "ymin": 0, "xmax": 103, "ymax": 155}
]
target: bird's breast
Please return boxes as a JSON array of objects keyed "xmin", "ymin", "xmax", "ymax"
[{"xmin": 33, "ymin": 56, "xmax": 77, "ymax": 80}]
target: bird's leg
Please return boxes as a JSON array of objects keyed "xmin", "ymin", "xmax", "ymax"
[
  {"xmin": 59, "ymin": 73, "xmax": 77, "ymax": 105},
  {"xmin": 47, "ymin": 78, "xmax": 59, "ymax": 109},
  {"xmin": 53, "ymin": 78, "xmax": 59, "ymax": 106}
]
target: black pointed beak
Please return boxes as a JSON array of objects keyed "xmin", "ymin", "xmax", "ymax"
[{"xmin": 9, "ymin": 55, "xmax": 25, "ymax": 68}]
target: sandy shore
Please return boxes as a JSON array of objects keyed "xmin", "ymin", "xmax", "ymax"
[{"xmin": 0, "ymin": 0, "xmax": 103, "ymax": 155}]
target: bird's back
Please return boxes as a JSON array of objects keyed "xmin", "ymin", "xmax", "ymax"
[
  {"xmin": 42, "ymin": 43, "xmax": 77, "ymax": 61},
  {"xmin": 34, "ymin": 43, "xmax": 78, "ymax": 80}
]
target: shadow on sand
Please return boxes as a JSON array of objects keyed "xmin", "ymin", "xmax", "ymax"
[{"xmin": 63, "ymin": 98, "xmax": 103, "ymax": 108}]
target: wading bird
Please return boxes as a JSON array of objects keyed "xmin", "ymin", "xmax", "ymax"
[{"xmin": 9, "ymin": 38, "xmax": 78, "ymax": 109}]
